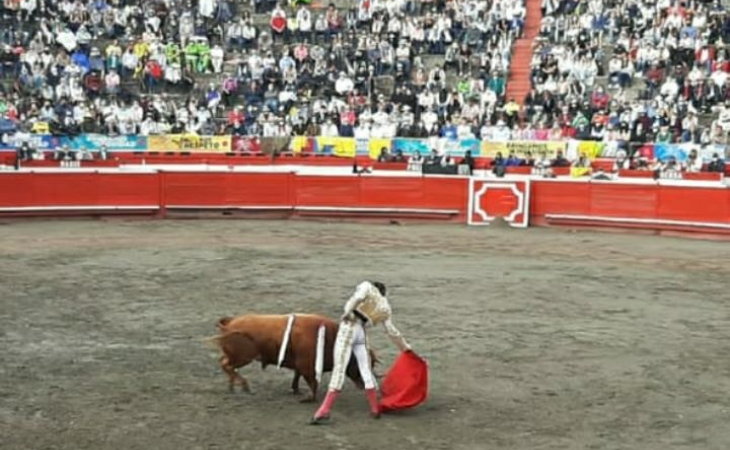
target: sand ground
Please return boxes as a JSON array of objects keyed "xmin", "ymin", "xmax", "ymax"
[{"xmin": 0, "ymin": 219, "xmax": 728, "ymax": 450}]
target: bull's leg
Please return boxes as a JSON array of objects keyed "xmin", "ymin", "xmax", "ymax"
[
  {"xmin": 300, "ymin": 373, "xmax": 318, "ymax": 403},
  {"xmin": 217, "ymin": 332, "xmax": 258, "ymax": 394},
  {"xmin": 238, "ymin": 374, "xmax": 251, "ymax": 393},
  {"xmin": 292, "ymin": 372, "xmax": 302, "ymax": 395},
  {"xmin": 219, "ymin": 355, "xmax": 251, "ymax": 393},
  {"xmin": 219, "ymin": 355, "xmax": 237, "ymax": 392}
]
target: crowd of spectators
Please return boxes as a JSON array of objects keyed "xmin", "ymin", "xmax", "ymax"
[
  {"xmin": 525, "ymin": 0, "xmax": 730, "ymax": 154},
  {"xmin": 0, "ymin": 0, "xmax": 531, "ymax": 142},
  {"xmin": 0, "ymin": 0, "xmax": 728, "ymax": 176}
]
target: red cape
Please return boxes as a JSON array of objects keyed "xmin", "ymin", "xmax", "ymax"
[{"xmin": 379, "ymin": 351, "xmax": 428, "ymax": 412}]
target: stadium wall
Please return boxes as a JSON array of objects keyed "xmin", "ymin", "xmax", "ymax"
[{"xmin": 0, "ymin": 170, "xmax": 728, "ymax": 236}]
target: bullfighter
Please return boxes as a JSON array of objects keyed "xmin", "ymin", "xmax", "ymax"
[{"xmin": 310, "ymin": 280, "xmax": 411, "ymax": 424}]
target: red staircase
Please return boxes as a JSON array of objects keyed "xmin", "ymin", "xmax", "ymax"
[{"xmin": 504, "ymin": 0, "xmax": 542, "ymax": 104}]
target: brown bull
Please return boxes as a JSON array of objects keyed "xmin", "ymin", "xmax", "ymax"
[{"xmin": 208, "ymin": 314, "xmax": 376, "ymax": 402}]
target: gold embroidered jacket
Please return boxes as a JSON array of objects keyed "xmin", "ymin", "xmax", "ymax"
[{"xmin": 342, "ymin": 281, "xmax": 410, "ymax": 352}]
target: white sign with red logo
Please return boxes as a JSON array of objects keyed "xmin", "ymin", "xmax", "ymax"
[
  {"xmin": 271, "ymin": 15, "xmax": 287, "ymax": 33},
  {"xmin": 467, "ymin": 179, "xmax": 531, "ymax": 228}
]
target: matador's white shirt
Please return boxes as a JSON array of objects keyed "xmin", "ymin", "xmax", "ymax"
[{"xmin": 342, "ymin": 281, "xmax": 411, "ymax": 352}]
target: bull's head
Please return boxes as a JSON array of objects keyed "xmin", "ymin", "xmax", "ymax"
[{"xmin": 345, "ymin": 348, "xmax": 381, "ymax": 389}]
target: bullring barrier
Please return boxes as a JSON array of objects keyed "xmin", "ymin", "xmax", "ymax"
[{"xmin": 0, "ymin": 168, "xmax": 728, "ymax": 237}]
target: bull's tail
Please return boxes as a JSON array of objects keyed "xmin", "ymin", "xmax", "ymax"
[
  {"xmin": 202, "ymin": 334, "xmax": 223, "ymax": 350},
  {"xmin": 277, "ymin": 314, "xmax": 296, "ymax": 369},
  {"xmin": 314, "ymin": 323, "xmax": 326, "ymax": 384}
]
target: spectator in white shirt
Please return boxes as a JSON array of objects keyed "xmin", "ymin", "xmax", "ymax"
[
  {"xmin": 684, "ymin": 149, "xmax": 703, "ymax": 173},
  {"xmin": 321, "ymin": 118, "xmax": 339, "ymax": 136},
  {"xmin": 493, "ymin": 121, "xmax": 512, "ymax": 141},
  {"xmin": 334, "ymin": 72, "xmax": 354, "ymax": 96},
  {"xmin": 105, "ymin": 71, "xmax": 120, "ymax": 95}
]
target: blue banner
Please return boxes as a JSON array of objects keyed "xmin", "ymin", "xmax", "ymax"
[
  {"xmin": 0, "ymin": 134, "xmax": 43, "ymax": 151},
  {"xmin": 653, "ymin": 143, "xmax": 688, "ymax": 162},
  {"xmin": 392, "ymin": 139, "xmax": 430, "ymax": 156},
  {"xmin": 39, "ymin": 135, "xmax": 147, "ymax": 152},
  {"xmin": 698, "ymin": 144, "xmax": 727, "ymax": 162},
  {"xmin": 443, "ymin": 138, "xmax": 480, "ymax": 157}
]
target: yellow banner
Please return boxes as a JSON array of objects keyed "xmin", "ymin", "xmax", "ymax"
[
  {"xmin": 148, "ymin": 134, "xmax": 232, "ymax": 153},
  {"xmin": 316, "ymin": 137, "xmax": 356, "ymax": 158},
  {"xmin": 570, "ymin": 167, "xmax": 592, "ymax": 178},
  {"xmin": 576, "ymin": 141, "xmax": 604, "ymax": 160},
  {"xmin": 480, "ymin": 141, "xmax": 566, "ymax": 158},
  {"xmin": 368, "ymin": 139, "xmax": 392, "ymax": 159},
  {"xmin": 290, "ymin": 136, "xmax": 356, "ymax": 158},
  {"xmin": 290, "ymin": 136, "xmax": 310, "ymax": 153}
]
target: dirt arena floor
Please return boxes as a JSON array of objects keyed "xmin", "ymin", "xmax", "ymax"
[{"xmin": 0, "ymin": 219, "xmax": 729, "ymax": 450}]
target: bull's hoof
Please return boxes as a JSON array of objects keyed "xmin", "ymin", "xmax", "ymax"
[
  {"xmin": 241, "ymin": 385, "xmax": 251, "ymax": 394},
  {"xmin": 309, "ymin": 414, "xmax": 330, "ymax": 425},
  {"xmin": 292, "ymin": 389, "xmax": 301, "ymax": 396},
  {"xmin": 299, "ymin": 396, "xmax": 315, "ymax": 404},
  {"xmin": 228, "ymin": 385, "xmax": 235, "ymax": 394}
]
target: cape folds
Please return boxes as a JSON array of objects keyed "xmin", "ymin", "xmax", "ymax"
[{"xmin": 379, "ymin": 350, "xmax": 429, "ymax": 412}]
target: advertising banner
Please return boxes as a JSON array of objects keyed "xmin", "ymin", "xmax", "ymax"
[
  {"xmin": 4, "ymin": 134, "xmax": 147, "ymax": 152},
  {"xmin": 315, "ymin": 137, "xmax": 356, "ymax": 158},
  {"xmin": 695, "ymin": 144, "xmax": 727, "ymax": 162},
  {"xmin": 368, "ymin": 138, "xmax": 392, "ymax": 159},
  {"xmin": 441, "ymin": 138, "xmax": 481, "ymax": 157},
  {"xmin": 147, "ymin": 134, "xmax": 232, "ymax": 153},
  {"xmin": 599, "ymin": 140, "xmax": 629, "ymax": 157},
  {"xmin": 653, "ymin": 143, "xmax": 688, "ymax": 162},
  {"xmin": 570, "ymin": 167, "xmax": 592, "ymax": 178},
  {"xmin": 480, "ymin": 140, "xmax": 566, "ymax": 158},
  {"xmin": 67, "ymin": 134, "xmax": 147, "ymax": 152},
  {"xmin": 290, "ymin": 136, "xmax": 312, "ymax": 153},
  {"xmin": 391, "ymin": 139, "xmax": 430, "ymax": 157},
  {"xmin": 231, "ymin": 136, "xmax": 262, "ymax": 153},
  {"xmin": 290, "ymin": 136, "xmax": 356, "ymax": 157},
  {"xmin": 569, "ymin": 140, "xmax": 604, "ymax": 160},
  {"xmin": 655, "ymin": 143, "xmax": 728, "ymax": 163},
  {"xmin": 1, "ymin": 132, "xmax": 721, "ymax": 163}
]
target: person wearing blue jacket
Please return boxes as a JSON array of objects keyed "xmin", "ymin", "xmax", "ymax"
[
  {"xmin": 505, "ymin": 151, "xmax": 522, "ymax": 166},
  {"xmin": 71, "ymin": 50, "xmax": 90, "ymax": 74}
]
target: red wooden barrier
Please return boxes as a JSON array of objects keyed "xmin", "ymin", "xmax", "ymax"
[
  {"xmin": 682, "ymin": 172, "xmax": 723, "ymax": 182},
  {"xmin": 0, "ymin": 172, "xmax": 159, "ymax": 214},
  {"xmin": 534, "ymin": 180, "xmax": 730, "ymax": 234},
  {"xmin": 505, "ymin": 167, "xmax": 532, "ymax": 175},
  {"xmin": 294, "ymin": 175, "xmax": 360, "ymax": 207},
  {"xmin": 529, "ymin": 180, "xmax": 591, "ymax": 220},
  {"xmin": 292, "ymin": 175, "xmax": 465, "ymax": 219},
  {"xmin": 20, "ymin": 160, "xmax": 122, "ymax": 168},
  {"xmin": 0, "ymin": 170, "xmax": 728, "ymax": 234},
  {"xmin": 162, "ymin": 172, "xmax": 293, "ymax": 208},
  {"xmin": 589, "ymin": 183, "xmax": 658, "ymax": 219},
  {"xmin": 372, "ymin": 162, "xmax": 408, "ymax": 171},
  {"xmin": 656, "ymin": 185, "xmax": 729, "ymax": 224},
  {"xmin": 618, "ymin": 170, "xmax": 654, "ymax": 178}
]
